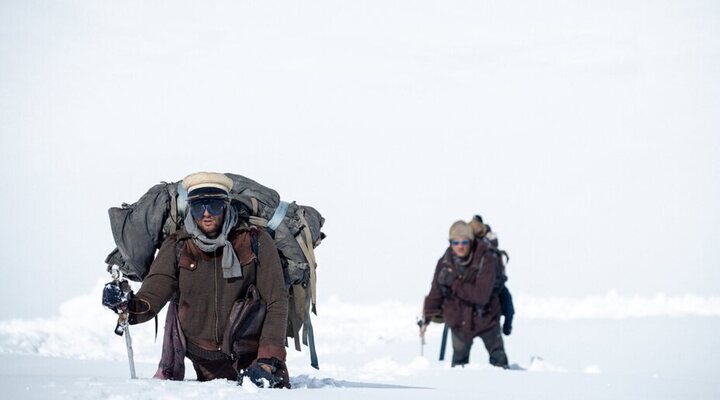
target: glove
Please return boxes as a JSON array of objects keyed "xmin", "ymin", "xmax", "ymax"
[
  {"xmin": 502, "ymin": 315, "xmax": 513, "ymax": 336},
  {"xmin": 102, "ymin": 280, "xmax": 133, "ymax": 314},
  {"xmin": 416, "ymin": 316, "xmax": 427, "ymax": 327},
  {"xmin": 417, "ymin": 317, "xmax": 429, "ymax": 337},
  {"xmin": 437, "ymin": 266, "xmax": 459, "ymax": 287},
  {"xmin": 237, "ymin": 358, "xmax": 289, "ymax": 389}
]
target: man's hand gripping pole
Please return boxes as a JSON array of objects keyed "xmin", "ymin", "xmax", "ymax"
[
  {"xmin": 417, "ymin": 316, "xmax": 427, "ymax": 357},
  {"xmin": 104, "ymin": 265, "xmax": 137, "ymax": 379}
]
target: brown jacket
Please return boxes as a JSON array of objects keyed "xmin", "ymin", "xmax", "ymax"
[
  {"xmin": 423, "ymin": 239, "xmax": 502, "ymax": 342},
  {"xmin": 131, "ymin": 224, "xmax": 288, "ymax": 361}
]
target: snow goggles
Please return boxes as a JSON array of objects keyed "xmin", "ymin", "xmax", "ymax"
[
  {"xmin": 189, "ymin": 198, "xmax": 227, "ymax": 218},
  {"xmin": 451, "ymin": 240, "xmax": 471, "ymax": 246}
]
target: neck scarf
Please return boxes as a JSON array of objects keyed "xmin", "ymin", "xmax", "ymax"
[
  {"xmin": 184, "ymin": 205, "xmax": 242, "ymax": 278},
  {"xmin": 452, "ymin": 250, "xmax": 474, "ymax": 276}
]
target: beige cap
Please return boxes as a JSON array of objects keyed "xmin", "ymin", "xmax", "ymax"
[
  {"xmin": 182, "ymin": 172, "xmax": 233, "ymax": 199},
  {"xmin": 449, "ymin": 220, "xmax": 474, "ymax": 241}
]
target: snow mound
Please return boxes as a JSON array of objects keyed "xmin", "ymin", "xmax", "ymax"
[
  {"xmin": 584, "ymin": 365, "xmax": 603, "ymax": 375},
  {"xmin": 1, "ymin": 283, "xmax": 718, "ymax": 364},
  {"xmin": 527, "ymin": 356, "xmax": 567, "ymax": 373},
  {"xmin": 516, "ymin": 291, "xmax": 720, "ymax": 319}
]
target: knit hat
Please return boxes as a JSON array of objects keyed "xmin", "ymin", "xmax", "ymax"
[
  {"xmin": 449, "ymin": 220, "xmax": 474, "ymax": 241},
  {"xmin": 183, "ymin": 172, "xmax": 233, "ymax": 201}
]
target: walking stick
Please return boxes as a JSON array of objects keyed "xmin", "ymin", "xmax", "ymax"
[
  {"xmin": 109, "ymin": 265, "xmax": 137, "ymax": 379},
  {"xmin": 438, "ymin": 323, "xmax": 449, "ymax": 361},
  {"xmin": 416, "ymin": 317, "xmax": 426, "ymax": 356}
]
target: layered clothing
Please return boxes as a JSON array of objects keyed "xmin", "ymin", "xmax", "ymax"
[
  {"xmin": 423, "ymin": 239, "xmax": 503, "ymax": 343},
  {"xmin": 130, "ymin": 222, "xmax": 288, "ymax": 373}
]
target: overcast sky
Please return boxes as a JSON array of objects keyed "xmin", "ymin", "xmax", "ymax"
[{"xmin": 1, "ymin": 0, "xmax": 718, "ymax": 319}]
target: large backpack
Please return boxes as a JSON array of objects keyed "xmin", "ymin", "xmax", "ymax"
[
  {"xmin": 105, "ymin": 173, "xmax": 325, "ymax": 368},
  {"xmin": 469, "ymin": 216, "xmax": 514, "ymax": 326},
  {"xmin": 469, "ymin": 217, "xmax": 508, "ymax": 278}
]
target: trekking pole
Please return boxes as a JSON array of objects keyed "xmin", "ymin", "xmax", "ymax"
[
  {"xmin": 110, "ymin": 265, "xmax": 137, "ymax": 379},
  {"xmin": 416, "ymin": 317, "xmax": 426, "ymax": 357},
  {"xmin": 438, "ymin": 324, "xmax": 449, "ymax": 361}
]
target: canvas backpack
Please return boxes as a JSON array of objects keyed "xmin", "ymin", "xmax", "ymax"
[
  {"xmin": 469, "ymin": 218, "xmax": 514, "ymax": 323},
  {"xmin": 105, "ymin": 173, "xmax": 325, "ymax": 368}
]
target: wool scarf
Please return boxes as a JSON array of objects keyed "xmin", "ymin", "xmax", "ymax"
[{"xmin": 184, "ymin": 206, "xmax": 242, "ymax": 278}]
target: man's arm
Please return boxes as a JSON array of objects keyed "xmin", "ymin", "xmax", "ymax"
[
  {"xmin": 255, "ymin": 230, "xmax": 289, "ymax": 361},
  {"xmin": 422, "ymin": 259, "xmax": 445, "ymax": 321},
  {"xmin": 450, "ymin": 252, "xmax": 498, "ymax": 307},
  {"xmin": 130, "ymin": 236, "xmax": 180, "ymax": 324}
]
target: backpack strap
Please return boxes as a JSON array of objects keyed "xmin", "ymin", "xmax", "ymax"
[
  {"xmin": 163, "ymin": 184, "xmax": 180, "ymax": 236},
  {"xmin": 163, "ymin": 182, "xmax": 188, "ymax": 237},
  {"xmin": 250, "ymin": 228, "xmax": 259, "ymax": 256},
  {"xmin": 291, "ymin": 284, "xmax": 319, "ymax": 370},
  {"xmin": 167, "ymin": 189, "xmax": 178, "ymax": 235},
  {"xmin": 305, "ymin": 309, "xmax": 319, "ymax": 369},
  {"xmin": 248, "ymin": 216, "xmax": 268, "ymax": 227},
  {"xmin": 296, "ymin": 213, "xmax": 318, "ymax": 312},
  {"xmin": 175, "ymin": 238, "xmax": 187, "ymax": 265},
  {"xmin": 250, "ymin": 197, "xmax": 259, "ymax": 215},
  {"xmin": 295, "ymin": 213, "xmax": 320, "ymax": 369},
  {"xmin": 176, "ymin": 182, "xmax": 188, "ymax": 221}
]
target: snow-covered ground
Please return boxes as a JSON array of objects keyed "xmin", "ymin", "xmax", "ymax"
[{"xmin": 1, "ymin": 283, "xmax": 718, "ymax": 399}]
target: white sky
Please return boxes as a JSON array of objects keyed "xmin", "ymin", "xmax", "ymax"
[{"xmin": 1, "ymin": 0, "xmax": 718, "ymax": 319}]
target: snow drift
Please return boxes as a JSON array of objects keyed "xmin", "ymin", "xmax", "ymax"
[{"xmin": 1, "ymin": 280, "xmax": 718, "ymax": 363}]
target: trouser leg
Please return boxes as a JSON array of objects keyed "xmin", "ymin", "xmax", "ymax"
[
  {"xmin": 190, "ymin": 358, "xmax": 238, "ymax": 381},
  {"xmin": 187, "ymin": 352, "xmax": 255, "ymax": 381},
  {"xmin": 479, "ymin": 323, "xmax": 508, "ymax": 368},
  {"xmin": 450, "ymin": 329, "xmax": 472, "ymax": 367}
]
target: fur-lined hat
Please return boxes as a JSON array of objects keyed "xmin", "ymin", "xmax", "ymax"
[{"xmin": 449, "ymin": 220, "xmax": 474, "ymax": 241}]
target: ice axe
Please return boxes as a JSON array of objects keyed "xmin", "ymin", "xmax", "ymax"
[
  {"xmin": 416, "ymin": 317, "xmax": 427, "ymax": 356},
  {"xmin": 103, "ymin": 265, "xmax": 137, "ymax": 379},
  {"xmin": 438, "ymin": 324, "xmax": 449, "ymax": 361}
]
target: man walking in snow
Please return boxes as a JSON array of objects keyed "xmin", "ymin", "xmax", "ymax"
[
  {"xmin": 421, "ymin": 220, "xmax": 509, "ymax": 368},
  {"xmin": 103, "ymin": 172, "xmax": 290, "ymax": 387}
]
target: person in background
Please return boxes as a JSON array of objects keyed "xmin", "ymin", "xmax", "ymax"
[{"xmin": 421, "ymin": 220, "xmax": 509, "ymax": 368}]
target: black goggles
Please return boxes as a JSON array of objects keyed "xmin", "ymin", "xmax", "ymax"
[{"xmin": 189, "ymin": 198, "xmax": 227, "ymax": 218}]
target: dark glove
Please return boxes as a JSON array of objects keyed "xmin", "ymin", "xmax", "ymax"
[
  {"xmin": 416, "ymin": 316, "xmax": 427, "ymax": 328},
  {"xmin": 102, "ymin": 280, "xmax": 133, "ymax": 314},
  {"xmin": 500, "ymin": 286, "xmax": 514, "ymax": 336},
  {"xmin": 237, "ymin": 358, "xmax": 289, "ymax": 389},
  {"xmin": 437, "ymin": 266, "xmax": 459, "ymax": 287},
  {"xmin": 502, "ymin": 315, "xmax": 513, "ymax": 336}
]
